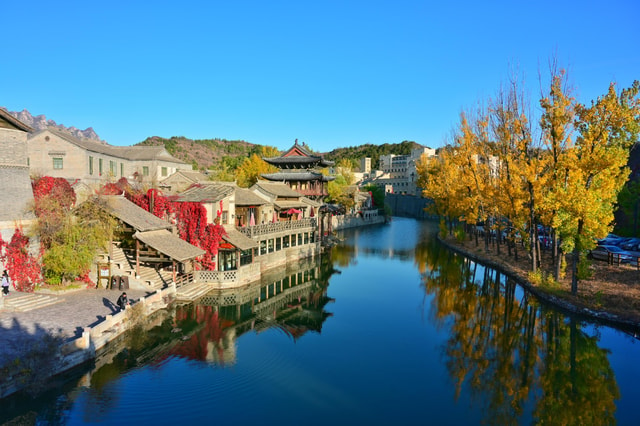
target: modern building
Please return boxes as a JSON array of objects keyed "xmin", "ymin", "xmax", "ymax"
[{"xmin": 370, "ymin": 147, "xmax": 436, "ymax": 195}]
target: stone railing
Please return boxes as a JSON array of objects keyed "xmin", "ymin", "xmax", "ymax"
[
  {"xmin": 194, "ymin": 269, "xmax": 238, "ymax": 283},
  {"xmin": 1, "ymin": 284, "xmax": 177, "ymax": 399},
  {"xmin": 237, "ymin": 218, "xmax": 317, "ymax": 238}
]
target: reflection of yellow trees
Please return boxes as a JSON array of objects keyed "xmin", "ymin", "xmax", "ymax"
[
  {"xmin": 330, "ymin": 244, "xmax": 357, "ymax": 268},
  {"xmin": 534, "ymin": 317, "xmax": 619, "ymax": 425},
  {"xmin": 417, "ymin": 240, "xmax": 619, "ymax": 424}
]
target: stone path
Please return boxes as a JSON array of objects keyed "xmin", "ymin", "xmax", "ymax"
[{"xmin": 0, "ymin": 288, "xmax": 153, "ymax": 362}]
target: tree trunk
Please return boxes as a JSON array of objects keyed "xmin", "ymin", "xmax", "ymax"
[
  {"xmin": 529, "ymin": 183, "xmax": 537, "ymax": 273},
  {"xmin": 570, "ymin": 219, "xmax": 583, "ymax": 294},
  {"xmin": 555, "ymin": 250, "xmax": 563, "ymax": 282}
]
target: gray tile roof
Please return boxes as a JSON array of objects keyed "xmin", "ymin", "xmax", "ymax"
[
  {"xmin": 222, "ymin": 225, "xmax": 258, "ymax": 250},
  {"xmin": 133, "ymin": 229, "xmax": 205, "ymax": 262},
  {"xmin": 101, "ymin": 195, "xmax": 172, "ymax": 232},
  {"xmin": 252, "ymin": 181, "xmax": 303, "ymax": 198},
  {"xmin": 274, "ymin": 200, "xmax": 308, "ymax": 209},
  {"xmin": 0, "ymin": 108, "xmax": 33, "ymax": 132},
  {"xmin": 176, "ymin": 183, "xmax": 234, "ymax": 202},
  {"xmin": 261, "ymin": 171, "xmax": 335, "ymax": 182},
  {"xmin": 234, "ymin": 188, "xmax": 268, "ymax": 206},
  {"xmin": 30, "ymin": 128, "xmax": 186, "ymax": 163}
]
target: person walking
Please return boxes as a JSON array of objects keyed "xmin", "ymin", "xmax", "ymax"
[{"xmin": 2, "ymin": 270, "xmax": 10, "ymax": 296}]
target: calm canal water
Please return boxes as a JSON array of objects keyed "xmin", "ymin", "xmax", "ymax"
[{"xmin": 3, "ymin": 218, "xmax": 640, "ymax": 425}]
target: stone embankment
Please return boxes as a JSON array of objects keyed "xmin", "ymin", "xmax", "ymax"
[
  {"xmin": 0, "ymin": 285, "xmax": 176, "ymax": 399},
  {"xmin": 331, "ymin": 211, "xmax": 386, "ymax": 231},
  {"xmin": 438, "ymin": 236, "xmax": 640, "ymax": 334}
]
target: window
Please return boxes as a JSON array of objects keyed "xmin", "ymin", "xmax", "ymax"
[
  {"xmin": 99, "ymin": 159, "xmax": 103, "ymax": 175},
  {"xmin": 219, "ymin": 251, "xmax": 237, "ymax": 271},
  {"xmin": 268, "ymin": 239, "xmax": 274, "ymax": 253},
  {"xmin": 222, "ymin": 211, "xmax": 228, "ymax": 224},
  {"xmin": 120, "ymin": 163, "xmax": 124, "ymax": 177},
  {"xmin": 276, "ymin": 237, "xmax": 281, "ymax": 251},
  {"xmin": 110, "ymin": 161, "xmax": 116, "ymax": 175},
  {"xmin": 89, "ymin": 156, "xmax": 93, "ymax": 175},
  {"xmin": 240, "ymin": 249, "xmax": 253, "ymax": 266},
  {"xmin": 161, "ymin": 167, "xmax": 168, "ymax": 177},
  {"xmin": 283, "ymin": 235, "xmax": 290, "ymax": 248},
  {"xmin": 298, "ymin": 233, "xmax": 303, "ymax": 246},
  {"xmin": 260, "ymin": 240, "xmax": 267, "ymax": 255},
  {"xmin": 291, "ymin": 234, "xmax": 297, "ymax": 247},
  {"xmin": 304, "ymin": 232, "xmax": 309, "ymax": 244},
  {"xmin": 143, "ymin": 166, "xmax": 149, "ymax": 176},
  {"xmin": 53, "ymin": 157, "xmax": 63, "ymax": 169}
]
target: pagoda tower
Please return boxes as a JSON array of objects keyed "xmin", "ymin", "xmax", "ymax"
[{"xmin": 261, "ymin": 140, "xmax": 334, "ymax": 201}]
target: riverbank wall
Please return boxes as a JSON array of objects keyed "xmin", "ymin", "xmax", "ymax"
[
  {"xmin": 331, "ymin": 211, "xmax": 386, "ymax": 231},
  {"xmin": 0, "ymin": 285, "xmax": 176, "ymax": 399},
  {"xmin": 386, "ymin": 194, "xmax": 435, "ymax": 219},
  {"xmin": 437, "ymin": 236, "xmax": 640, "ymax": 334}
]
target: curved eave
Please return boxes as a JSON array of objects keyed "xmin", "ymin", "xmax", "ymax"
[{"xmin": 261, "ymin": 172, "xmax": 330, "ymax": 182}]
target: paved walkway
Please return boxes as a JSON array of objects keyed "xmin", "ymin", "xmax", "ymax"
[{"xmin": 0, "ymin": 288, "xmax": 153, "ymax": 362}]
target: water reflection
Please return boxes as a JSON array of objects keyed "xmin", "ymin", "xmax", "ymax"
[
  {"xmin": 3, "ymin": 219, "xmax": 637, "ymax": 425},
  {"xmin": 415, "ymin": 236, "xmax": 619, "ymax": 425},
  {"xmin": 167, "ymin": 257, "xmax": 335, "ymax": 366}
]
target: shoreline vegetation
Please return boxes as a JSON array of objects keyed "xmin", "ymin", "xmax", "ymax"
[{"xmin": 437, "ymin": 234, "xmax": 640, "ymax": 334}]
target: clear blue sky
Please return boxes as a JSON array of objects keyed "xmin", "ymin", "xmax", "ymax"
[{"xmin": 2, "ymin": 0, "xmax": 638, "ymax": 152}]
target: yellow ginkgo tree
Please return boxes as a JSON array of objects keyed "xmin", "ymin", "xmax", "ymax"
[{"xmin": 555, "ymin": 81, "xmax": 640, "ymax": 293}]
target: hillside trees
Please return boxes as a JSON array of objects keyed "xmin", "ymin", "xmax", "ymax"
[
  {"xmin": 325, "ymin": 140, "xmax": 422, "ymax": 170},
  {"xmin": 419, "ymin": 70, "xmax": 640, "ymax": 292}
]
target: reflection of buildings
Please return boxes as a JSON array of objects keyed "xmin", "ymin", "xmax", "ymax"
[{"xmin": 170, "ymin": 258, "xmax": 335, "ymax": 365}]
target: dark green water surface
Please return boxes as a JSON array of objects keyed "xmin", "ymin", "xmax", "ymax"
[{"xmin": 3, "ymin": 218, "xmax": 640, "ymax": 425}]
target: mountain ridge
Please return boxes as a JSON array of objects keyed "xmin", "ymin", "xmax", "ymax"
[{"xmin": 2, "ymin": 108, "xmax": 104, "ymax": 143}]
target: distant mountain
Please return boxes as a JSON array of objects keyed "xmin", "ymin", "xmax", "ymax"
[{"xmin": 2, "ymin": 108, "xmax": 104, "ymax": 143}]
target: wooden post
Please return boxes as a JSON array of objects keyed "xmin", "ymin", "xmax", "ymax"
[{"xmin": 136, "ymin": 239, "xmax": 140, "ymax": 277}]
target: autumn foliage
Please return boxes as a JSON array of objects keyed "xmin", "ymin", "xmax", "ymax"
[
  {"xmin": 121, "ymin": 186, "xmax": 226, "ymax": 270},
  {"xmin": 0, "ymin": 227, "xmax": 42, "ymax": 292},
  {"xmin": 418, "ymin": 67, "xmax": 640, "ymax": 292}
]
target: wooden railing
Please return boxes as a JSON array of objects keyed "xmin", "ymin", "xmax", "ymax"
[{"xmin": 174, "ymin": 272, "xmax": 194, "ymax": 289}]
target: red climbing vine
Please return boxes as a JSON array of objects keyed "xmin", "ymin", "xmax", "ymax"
[
  {"xmin": 0, "ymin": 227, "xmax": 42, "ymax": 292},
  {"xmin": 103, "ymin": 184, "xmax": 227, "ymax": 270}
]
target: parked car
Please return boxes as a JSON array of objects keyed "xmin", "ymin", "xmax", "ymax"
[
  {"xmin": 621, "ymin": 238, "xmax": 640, "ymax": 251},
  {"xmin": 597, "ymin": 233, "xmax": 625, "ymax": 246},
  {"xmin": 588, "ymin": 245, "xmax": 637, "ymax": 264}
]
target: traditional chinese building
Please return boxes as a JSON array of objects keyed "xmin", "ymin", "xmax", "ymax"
[{"xmin": 261, "ymin": 140, "xmax": 334, "ymax": 201}]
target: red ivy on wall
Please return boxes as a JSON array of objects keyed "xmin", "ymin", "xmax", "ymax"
[
  {"xmin": 110, "ymin": 184, "xmax": 227, "ymax": 269},
  {"xmin": 32, "ymin": 176, "xmax": 76, "ymax": 214},
  {"xmin": 0, "ymin": 227, "xmax": 42, "ymax": 292}
]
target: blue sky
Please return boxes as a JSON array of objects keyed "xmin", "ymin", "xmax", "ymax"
[{"xmin": 2, "ymin": 0, "xmax": 638, "ymax": 152}]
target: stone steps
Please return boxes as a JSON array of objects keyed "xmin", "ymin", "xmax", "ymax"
[
  {"xmin": 3, "ymin": 293, "xmax": 63, "ymax": 312},
  {"xmin": 106, "ymin": 245, "xmax": 173, "ymax": 290},
  {"xmin": 176, "ymin": 283, "xmax": 211, "ymax": 301}
]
